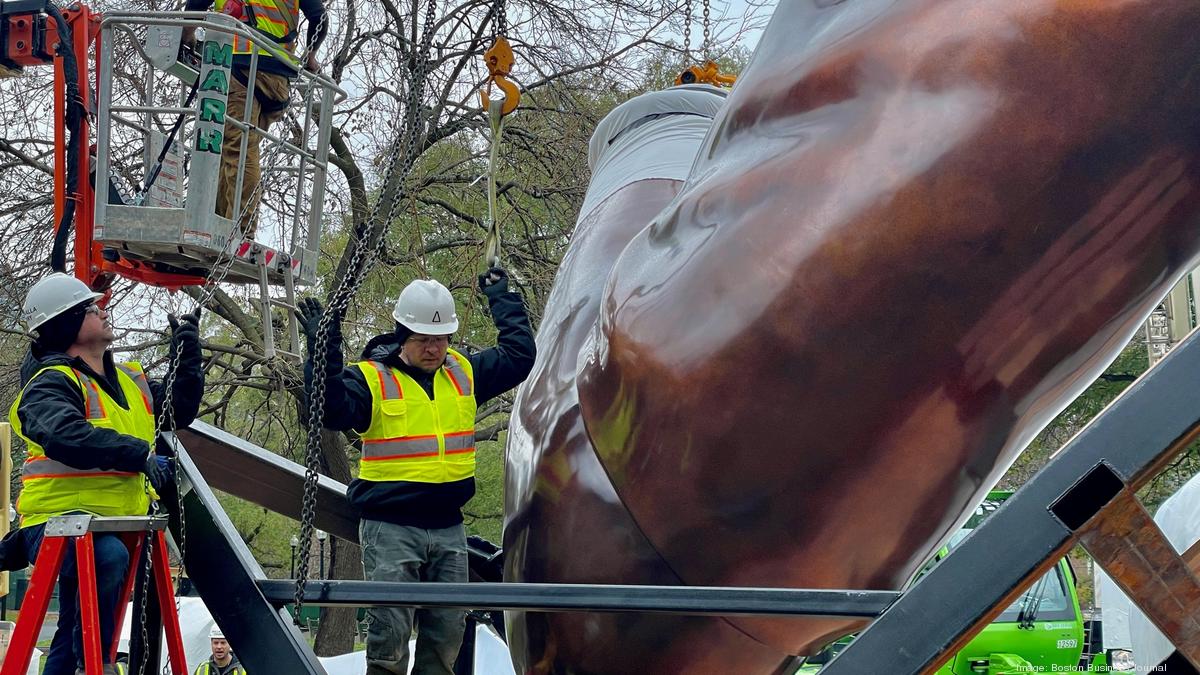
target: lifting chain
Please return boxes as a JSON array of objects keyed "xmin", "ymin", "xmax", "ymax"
[
  {"xmin": 292, "ymin": 0, "xmax": 441, "ymax": 622},
  {"xmin": 674, "ymin": 0, "xmax": 735, "ymax": 89},
  {"xmin": 682, "ymin": 0, "xmax": 692, "ymax": 68}
]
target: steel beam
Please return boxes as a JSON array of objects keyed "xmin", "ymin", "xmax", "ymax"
[
  {"xmin": 178, "ymin": 420, "xmax": 357, "ymax": 543},
  {"xmin": 825, "ymin": 327, "xmax": 1200, "ymax": 674},
  {"xmin": 167, "ymin": 434, "xmax": 326, "ymax": 675},
  {"xmin": 258, "ymin": 580, "xmax": 898, "ymax": 618}
]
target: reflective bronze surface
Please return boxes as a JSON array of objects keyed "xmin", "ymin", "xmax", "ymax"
[
  {"xmin": 506, "ymin": 181, "xmax": 802, "ymax": 674},
  {"xmin": 507, "ymin": 0, "xmax": 1200, "ymax": 671}
]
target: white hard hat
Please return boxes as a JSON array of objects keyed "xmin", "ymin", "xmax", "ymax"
[
  {"xmin": 22, "ymin": 272, "xmax": 103, "ymax": 333},
  {"xmin": 209, "ymin": 625, "xmax": 225, "ymax": 640},
  {"xmin": 392, "ymin": 279, "xmax": 459, "ymax": 335}
]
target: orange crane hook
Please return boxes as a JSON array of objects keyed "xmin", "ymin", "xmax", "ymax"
[{"xmin": 480, "ymin": 35, "xmax": 520, "ymax": 116}]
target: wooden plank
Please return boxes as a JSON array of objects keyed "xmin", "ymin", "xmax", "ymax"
[{"xmin": 1079, "ymin": 490, "xmax": 1200, "ymax": 667}]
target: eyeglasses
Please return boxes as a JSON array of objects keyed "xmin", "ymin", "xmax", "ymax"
[{"xmin": 83, "ymin": 303, "xmax": 103, "ymax": 316}]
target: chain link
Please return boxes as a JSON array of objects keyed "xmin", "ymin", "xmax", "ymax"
[
  {"xmin": 701, "ymin": 0, "xmax": 711, "ymax": 60},
  {"xmin": 136, "ymin": 526, "xmax": 155, "ymax": 675},
  {"xmin": 496, "ymin": 0, "xmax": 506, "ymax": 38},
  {"xmin": 682, "ymin": 0, "xmax": 691, "ymax": 66},
  {"xmin": 292, "ymin": 0, "xmax": 440, "ymax": 620}
]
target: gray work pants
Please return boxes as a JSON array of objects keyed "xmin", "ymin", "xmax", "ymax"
[{"xmin": 360, "ymin": 519, "xmax": 468, "ymax": 675}]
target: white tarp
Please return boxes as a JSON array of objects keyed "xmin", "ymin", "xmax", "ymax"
[
  {"xmin": 1094, "ymin": 566, "xmax": 1133, "ymax": 651},
  {"xmin": 578, "ymin": 84, "xmax": 727, "ymax": 219},
  {"xmin": 118, "ymin": 597, "xmax": 515, "ymax": 675}
]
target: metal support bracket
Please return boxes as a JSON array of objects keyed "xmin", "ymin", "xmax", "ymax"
[{"xmin": 824, "ymin": 325, "xmax": 1200, "ymax": 673}]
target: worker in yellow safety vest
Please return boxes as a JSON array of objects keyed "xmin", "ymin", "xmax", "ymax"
[
  {"xmin": 300, "ymin": 268, "xmax": 535, "ymax": 675},
  {"xmin": 6, "ymin": 273, "xmax": 204, "ymax": 675},
  {"xmin": 193, "ymin": 625, "xmax": 247, "ymax": 675},
  {"xmin": 182, "ymin": 0, "xmax": 328, "ymax": 238}
]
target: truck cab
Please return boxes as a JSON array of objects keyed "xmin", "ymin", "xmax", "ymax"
[{"xmin": 799, "ymin": 492, "xmax": 1099, "ymax": 674}]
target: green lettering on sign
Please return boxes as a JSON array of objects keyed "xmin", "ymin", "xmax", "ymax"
[
  {"xmin": 199, "ymin": 68, "xmax": 228, "ymax": 94},
  {"xmin": 196, "ymin": 129, "xmax": 223, "ymax": 153},
  {"xmin": 202, "ymin": 40, "xmax": 233, "ymax": 67},
  {"xmin": 199, "ymin": 97, "xmax": 226, "ymax": 124}
]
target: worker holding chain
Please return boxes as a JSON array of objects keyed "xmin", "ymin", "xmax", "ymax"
[
  {"xmin": 5, "ymin": 273, "xmax": 205, "ymax": 675},
  {"xmin": 301, "ymin": 267, "xmax": 534, "ymax": 675}
]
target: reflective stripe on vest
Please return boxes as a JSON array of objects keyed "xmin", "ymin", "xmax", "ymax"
[
  {"xmin": 216, "ymin": 0, "xmax": 300, "ymax": 59},
  {"xmin": 443, "ymin": 352, "xmax": 473, "ymax": 396},
  {"xmin": 9, "ymin": 362, "xmax": 157, "ymax": 527},
  {"xmin": 197, "ymin": 661, "xmax": 246, "ymax": 675},
  {"xmin": 354, "ymin": 350, "xmax": 477, "ymax": 484},
  {"xmin": 22, "ymin": 456, "xmax": 139, "ymax": 480},
  {"xmin": 116, "ymin": 363, "xmax": 154, "ymax": 414}
]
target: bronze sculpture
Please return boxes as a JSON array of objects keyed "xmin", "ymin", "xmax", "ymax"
[{"xmin": 505, "ymin": 0, "xmax": 1200, "ymax": 671}]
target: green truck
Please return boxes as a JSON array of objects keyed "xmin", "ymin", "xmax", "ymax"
[{"xmin": 798, "ymin": 492, "xmax": 1121, "ymax": 674}]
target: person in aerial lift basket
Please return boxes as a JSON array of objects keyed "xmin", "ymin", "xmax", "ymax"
[
  {"xmin": 182, "ymin": 0, "xmax": 328, "ymax": 238},
  {"xmin": 4, "ymin": 272, "xmax": 205, "ymax": 675},
  {"xmin": 301, "ymin": 269, "xmax": 535, "ymax": 675}
]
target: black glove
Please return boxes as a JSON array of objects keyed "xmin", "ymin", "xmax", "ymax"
[
  {"xmin": 298, "ymin": 298, "xmax": 345, "ymax": 382},
  {"xmin": 478, "ymin": 267, "xmax": 509, "ymax": 298},
  {"xmin": 167, "ymin": 307, "xmax": 202, "ymax": 352},
  {"xmin": 298, "ymin": 298, "xmax": 343, "ymax": 345},
  {"xmin": 142, "ymin": 452, "xmax": 168, "ymax": 491}
]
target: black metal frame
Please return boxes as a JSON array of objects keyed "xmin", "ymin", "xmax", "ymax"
[
  {"xmin": 823, "ymin": 326, "xmax": 1200, "ymax": 673},
  {"xmin": 168, "ymin": 437, "xmax": 326, "ymax": 675},
  {"xmin": 258, "ymin": 579, "xmax": 898, "ymax": 618}
]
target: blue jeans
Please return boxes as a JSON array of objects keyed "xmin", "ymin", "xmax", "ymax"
[
  {"xmin": 20, "ymin": 524, "xmax": 131, "ymax": 674},
  {"xmin": 360, "ymin": 520, "xmax": 468, "ymax": 675}
]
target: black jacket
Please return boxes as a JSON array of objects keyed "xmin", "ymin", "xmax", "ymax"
[
  {"xmin": 306, "ymin": 290, "xmax": 535, "ymax": 528},
  {"xmin": 12, "ymin": 339, "xmax": 205, "ymax": 477}
]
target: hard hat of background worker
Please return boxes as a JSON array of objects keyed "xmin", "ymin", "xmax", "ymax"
[
  {"xmin": 392, "ymin": 279, "xmax": 459, "ymax": 336},
  {"xmin": 21, "ymin": 272, "xmax": 104, "ymax": 351},
  {"xmin": 209, "ymin": 625, "xmax": 225, "ymax": 640}
]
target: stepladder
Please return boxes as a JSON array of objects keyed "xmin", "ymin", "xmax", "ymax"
[{"xmin": 0, "ymin": 515, "xmax": 187, "ymax": 675}]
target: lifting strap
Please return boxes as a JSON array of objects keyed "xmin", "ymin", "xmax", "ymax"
[
  {"xmin": 479, "ymin": 0, "xmax": 518, "ymax": 268},
  {"xmin": 482, "ymin": 99, "xmax": 505, "ymax": 269}
]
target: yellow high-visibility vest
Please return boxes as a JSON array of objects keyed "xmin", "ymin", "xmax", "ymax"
[
  {"xmin": 9, "ymin": 363, "xmax": 156, "ymax": 528},
  {"xmin": 195, "ymin": 661, "xmax": 248, "ymax": 675},
  {"xmin": 215, "ymin": 0, "xmax": 300, "ymax": 63},
  {"xmin": 355, "ymin": 349, "xmax": 477, "ymax": 484}
]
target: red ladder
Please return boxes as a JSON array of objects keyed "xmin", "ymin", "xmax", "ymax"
[{"xmin": 0, "ymin": 515, "xmax": 187, "ymax": 675}]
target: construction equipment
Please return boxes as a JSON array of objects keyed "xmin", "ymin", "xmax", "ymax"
[
  {"xmin": 0, "ymin": 1, "xmax": 346, "ymax": 359},
  {"xmin": 0, "ymin": 516, "xmax": 187, "ymax": 675},
  {"xmin": 675, "ymin": 59, "xmax": 736, "ymax": 87}
]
